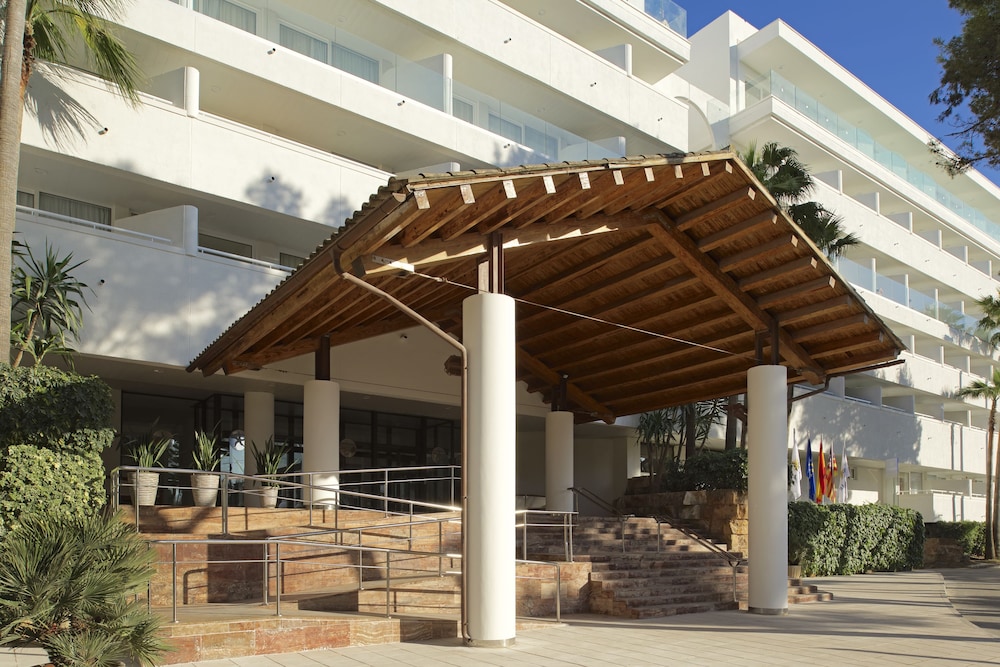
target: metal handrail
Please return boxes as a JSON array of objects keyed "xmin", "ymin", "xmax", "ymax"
[
  {"xmin": 569, "ymin": 486, "xmax": 633, "ymax": 553},
  {"xmin": 515, "ymin": 510, "xmax": 576, "ymax": 562},
  {"xmin": 147, "ymin": 536, "xmax": 562, "ymax": 624},
  {"xmin": 113, "ymin": 465, "xmax": 460, "ymax": 534}
]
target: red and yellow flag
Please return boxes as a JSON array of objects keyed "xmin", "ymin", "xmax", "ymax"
[{"xmin": 817, "ymin": 440, "xmax": 827, "ymax": 503}]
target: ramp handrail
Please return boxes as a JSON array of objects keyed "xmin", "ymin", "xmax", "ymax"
[{"xmin": 147, "ymin": 536, "xmax": 562, "ymax": 624}]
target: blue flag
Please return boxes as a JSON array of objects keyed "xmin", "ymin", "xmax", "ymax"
[{"xmin": 805, "ymin": 438, "xmax": 816, "ymax": 501}]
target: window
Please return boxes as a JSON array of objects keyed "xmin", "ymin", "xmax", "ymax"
[
  {"xmin": 199, "ymin": 233, "xmax": 252, "ymax": 258},
  {"xmin": 16, "ymin": 191, "xmax": 34, "ymax": 207},
  {"xmin": 38, "ymin": 192, "xmax": 111, "ymax": 225},
  {"xmin": 279, "ymin": 24, "xmax": 328, "ymax": 64},
  {"xmin": 452, "ymin": 97, "xmax": 475, "ymax": 124},
  {"xmin": 279, "ymin": 252, "xmax": 305, "ymax": 269},
  {"xmin": 196, "ymin": 0, "xmax": 256, "ymax": 34},
  {"xmin": 524, "ymin": 125, "xmax": 558, "ymax": 159},
  {"xmin": 332, "ymin": 43, "xmax": 379, "ymax": 83},
  {"xmin": 488, "ymin": 113, "xmax": 522, "ymax": 143}
]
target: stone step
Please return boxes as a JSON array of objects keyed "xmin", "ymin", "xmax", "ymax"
[{"xmin": 593, "ymin": 578, "xmax": 743, "ymax": 600}]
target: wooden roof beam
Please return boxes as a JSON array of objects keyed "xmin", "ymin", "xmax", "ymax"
[
  {"xmin": 436, "ymin": 179, "xmax": 518, "ymax": 241},
  {"xmin": 717, "ymin": 235, "xmax": 799, "ymax": 273},
  {"xmin": 673, "ymin": 186, "xmax": 756, "ymax": 231},
  {"xmin": 778, "ymin": 295, "xmax": 854, "ymax": 326},
  {"xmin": 516, "ymin": 348, "xmax": 616, "ymax": 424},
  {"xmin": 738, "ymin": 256, "xmax": 819, "ymax": 292},
  {"xmin": 647, "ymin": 216, "xmax": 823, "ymax": 384},
  {"xmin": 791, "ymin": 313, "xmax": 870, "ymax": 343},
  {"xmin": 756, "ymin": 276, "xmax": 837, "ymax": 310},
  {"xmin": 697, "ymin": 211, "xmax": 779, "ymax": 252},
  {"xmin": 604, "ymin": 369, "xmax": 754, "ymax": 414}
]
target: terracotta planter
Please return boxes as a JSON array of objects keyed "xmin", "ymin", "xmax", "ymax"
[
  {"xmin": 191, "ymin": 472, "xmax": 220, "ymax": 507},
  {"xmin": 130, "ymin": 471, "xmax": 160, "ymax": 507}
]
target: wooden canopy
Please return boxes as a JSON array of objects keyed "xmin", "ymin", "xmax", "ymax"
[{"xmin": 188, "ymin": 151, "xmax": 905, "ymax": 423}]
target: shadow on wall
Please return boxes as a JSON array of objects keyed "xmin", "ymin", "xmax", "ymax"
[
  {"xmin": 246, "ymin": 171, "xmax": 303, "ymax": 218},
  {"xmin": 792, "ymin": 383, "xmax": 922, "ymax": 467},
  {"xmin": 25, "ymin": 66, "xmax": 101, "ymax": 150}
]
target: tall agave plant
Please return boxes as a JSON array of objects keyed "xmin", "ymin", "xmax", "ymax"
[{"xmin": 10, "ymin": 241, "xmax": 91, "ymax": 368}]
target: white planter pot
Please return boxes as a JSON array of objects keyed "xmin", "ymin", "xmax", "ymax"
[
  {"xmin": 130, "ymin": 471, "xmax": 160, "ymax": 507},
  {"xmin": 191, "ymin": 472, "xmax": 220, "ymax": 507},
  {"xmin": 259, "ymin": 486, "xmax": 279, "ymax": 509}
]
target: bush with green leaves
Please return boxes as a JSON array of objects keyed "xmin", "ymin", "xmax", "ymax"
[
  {"xmin": 926, "ymin": 520, "xmax": 985, "ymax": 558},
  {"xmin": 0, "ymin": 511, "xmax": 167, "ymax": 666},
  {"xmin": 663, "ymin": 448, "xmax": 748, "ymax": 492},
  {"xmin": 0, "ymin": 365, "xmax": 114, "ymax": 533},
  {"xmin": 788, "ymin": 502, "xmax": 924, "ymax": 575}
]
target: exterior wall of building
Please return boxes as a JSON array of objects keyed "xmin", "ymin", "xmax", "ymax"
[{"xmin": 14, "ymin": 0, "xmax": 1000, "ymax": 521}]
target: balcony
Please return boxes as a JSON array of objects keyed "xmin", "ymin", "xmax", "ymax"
[
  {"xmin": 15, "ymin": 205, "xmax": 289, "ymax": 368},
  {"xmin": 744, "ymin": 70, "xmax": 1000, "ymax": 242}
]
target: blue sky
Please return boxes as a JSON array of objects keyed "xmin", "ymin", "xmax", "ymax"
[{"xmin": 683, "ymin": 2, "xmax": 996, "ymax": 183}]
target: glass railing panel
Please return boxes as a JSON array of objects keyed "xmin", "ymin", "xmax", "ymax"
[
  {"xmin": 875, "ymin": 273, "xmax": 906, "ymax": 306},
  {"xmin": 836, "ymin": 257, "xmax": 873, "ymax": 291},
  {"xmin": 744, "ymin": 69, "xmax": 1000, "ymax": 241},
  {"xmin": 452, "ymin": 80, "xmax": 620, "ymax": 161},
  {"xmin": 909, "ymin": 287, "xmax": 937, "ymax": 316},
  {"xmin": 639, "ymin": 0, "xmax": 688, "ymax": 36}
]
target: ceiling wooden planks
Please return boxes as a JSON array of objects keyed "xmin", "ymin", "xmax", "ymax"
[{"xmin": 189, "ymin": 152, "xmax": 905, "ymax": 423}]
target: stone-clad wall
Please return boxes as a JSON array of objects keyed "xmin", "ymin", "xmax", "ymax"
[{"xmin": 620, "ymin": 489, "xmax": 749, "ymax": 556}]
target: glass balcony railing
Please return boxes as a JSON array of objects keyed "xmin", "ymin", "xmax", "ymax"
[
  {"xmin": 837, "ymin": 257, "xmax": 981, "ymax": 334},
  {"xmin": 636, "ymin": 0, "xmax": 687, "ymax": 37},
  {"xmin": 745, "ymin": 70, "xmax": 1000, "ymax": 243},
  {"xmin": 177, "ymin": 0, "xmax": 622, "ymax": 163}
]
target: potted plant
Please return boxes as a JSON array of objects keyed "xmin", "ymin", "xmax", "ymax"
[
  {"xmin": 191, "ymin": 430, "xmax": 222, "ymax": 507},
  {"xmin": 250, "ymin": 437, "xmax": 291, "ymax": 508},
  {"xmin": 127, "ymin": 436, "xmax": 171, "ymax": 507}
]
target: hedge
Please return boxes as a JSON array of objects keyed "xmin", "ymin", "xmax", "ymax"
[
  {"xmin": 788, "ymin": 501, "xmax": 924, "ymax": 575},
  {"xmin": 663, "ymin": 448, "xmax": 748, "ymax": 492},
  {"xmin": 926, "ymin": 521, "xmax": 985, "ymax": 558},
  {"xmin": 0, "ymin": 365, "xmax": 114, "ymax": 533}
]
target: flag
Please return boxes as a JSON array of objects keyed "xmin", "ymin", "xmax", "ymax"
[
  {"xmin": 827, "ymin": 448, "xmax": 838, "ymax": 503},
  {"xmin": 838, "ymin": 445, "xmax": 850, "ymax": 502},
  {"xmin": 789, "ymin": 430, "xmax": 802, "ymax": 500},
  {"xmin": 817, "ymin": 440, "xmax": 827, "ymax": 504},
  {"xmin": 805, "ymin": 438, "xmax": 815, "ymax": 502}
]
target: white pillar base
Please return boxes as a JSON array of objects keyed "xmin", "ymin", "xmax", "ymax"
[
  {"xmin": 747, "ymin": 365, "xmax": 789, "ymax": 615},
  {"xmin": 464, "ymin": 292, "xmax": 517, "ymax": 646},
  {"xmin": 303, "ymin": 379, "xmax": 340, "ymax": 507}
]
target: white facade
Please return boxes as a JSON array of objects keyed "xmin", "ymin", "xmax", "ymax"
[{"xmin": 15, "ymin": 0, "xmax": 1000, "ymax": 522}]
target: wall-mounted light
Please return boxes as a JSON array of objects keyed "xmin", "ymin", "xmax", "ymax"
[
  {"xmin": 268, "ymin": 176, "xmax": 276, "ymax": 182},
  {"xmin": 503, "ymin": 37, "xmax": 512, "ymax": 43},
  {"xmin": 503, "ymin": 143, "xmax": 511, "ymax": 149},
  {"xmin": 98, "ymin": 127, "xmax": 109, "ymax": 135},
  {"xmin": 267, "ymin": 47, "xmax": 277, "ymax": 55},
  {"xmin": 397, "ymin": 100, "xmax": 406, "ymax": 106},
  {"xmin": 590, "ymin": 82, "xmax": 597, "ymax": 87}
]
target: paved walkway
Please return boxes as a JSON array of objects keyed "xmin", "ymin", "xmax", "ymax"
[{"xmin": 2, "ymin": 567, "xmax": 999, "ymax": 666}]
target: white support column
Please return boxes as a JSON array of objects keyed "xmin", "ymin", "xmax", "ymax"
[
  {"xmin": 464, "ymin": 292, "xmax": 516, "ymax": 647},
  {"xmin": 545, "ymin": 411, "xmax": 574, "ymax": 512},
  {"xmin": 243, "ymin": 391, "xmax": 274, "ymax": 478},
  {"xmin": 303, "ymin": 379, "xmax": 340, "ymax": 507},
  {"xmin": 747, "ymin": 365, "xmax": 788, "ymax": 616}
]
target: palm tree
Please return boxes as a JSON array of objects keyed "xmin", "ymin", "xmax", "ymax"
[
  {"xmin": 0, "ymin": 0, "xmax": 140, "ymax": 361},
  {"xmin": 10, "ymin": 242, "xmax": 90, "ymax": 367},
  {"xmin": 740, "ymin": 141, "xmax": 860, "ymax": 258},
  {"xmin": 0, "ymin": 510, "xmax": 167, "ymax": 666},
  {"xmin": 956, "ymin": 368, "xmax": 1000, "ymax": 560}
]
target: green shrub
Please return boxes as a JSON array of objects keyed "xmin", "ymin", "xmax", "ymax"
[
  {"xmin": 0, "ymin": 365, "xmax": 114, "ymax": 533},
  {"xmin": 663, "ymin": 448, "xmax": 748, "ymax": 492},
  {"xmin": 926, "ymin": 521, "xmax": 985, "ymax": 558},
  {"xmin": 788, "ymin": 502, "xmax": 924, "ymax": 575},
  {"xmin": 0, "ymin": 365, "xmax": 113, "ymax": 455},
  {"xmin": 0, "ymin": 511, "xmax": 167, "ymax": 666}
]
